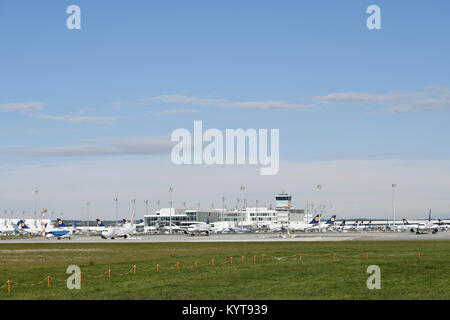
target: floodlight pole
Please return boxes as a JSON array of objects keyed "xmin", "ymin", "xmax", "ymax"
[
  {"xmin": 131, "ymin": 199, "xmax": 136, "ymax": 232},
  {"xmin": 113, "ymin": 197, "xmax": 119, "ymax": 227},
  {"xmin": 317, "ymin": 185, "xmax": 322, "ymax": 233},
  {"xmin": 240, "ymin": 186, "xmax": 245, "ymax": 228},
  {"xmin": 86, "ymin": 201, "xmax": 90, "ymax": 233},
  {"xmin": 34, "ymin": 190, "xmax": 39, "ymax": 223},
  {"xmin": 222, "ymin": 197, "xmax": 225, "ymax": 223},
  {"xmin": 392, "ymin": 184, "xmax": 396, "ymax": 232},
  {"xmin": 144, "ymin": 200, "xmax": 149, "ymax": 215},
  {"xmin": 168, "ymin": 187, "xmax": 174, "ymax": 234}
]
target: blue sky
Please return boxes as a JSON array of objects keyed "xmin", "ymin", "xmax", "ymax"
[{"xmin": 0, "ymin": 1, "xmax": 449, "ymax": 219}]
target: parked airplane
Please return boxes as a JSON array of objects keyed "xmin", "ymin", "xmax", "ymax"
[
  {"xmin": 160, "ymin": 223, "xmax": 183, "ymax": 234},
  {"xmin": 306, "ymin": 215, "xmax": 337, "ymax": 232},
  {"xmin": 330, "ymin": 220, "xmax": 347, "ymax": 232},
  {"xmin": 55, "ymin": 218, "xmax": 69, "ymax": 228},
  {"xmin": 411, "ymin": 210, "xmax": 439, "ymax": 234},
  {"xmin": 44, "ymin": 222, "xmax": 77, "ymax": 240},
  {"xmin": 101, "ymin": 214, "xmax": 135, "ymax": 239},
  {"xmin": 342, "ymin": 220, "xmax": 360, "ymax": 231},
  {"xmin": 437, "ymin": 219, "xmax": 449, "ymax": 231},
  {"xmin": 289, "ymin": 214, "xmax": 320, "ymax": 232},
  {"xmin": 16, "ymin": 220, "xmax": 42, "ymax": 235},
  {"xmin": 184, "ymin": 217, "xmax": 215, "ymax": 236},
  {"xmin": 76, "ymin": 219, "xmax": 107, "ymax": 234},
  {"xmin": 401, "ymin": 218, "xmax": 418, "ymax": 232}
]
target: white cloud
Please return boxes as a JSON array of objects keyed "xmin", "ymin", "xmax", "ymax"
[
  {"xmin": 31, "ymin": 114, "xmax": 118, "ymax": 124},
  {"xmin": 0, "ymin": 102, "xmax": 46, "ymax": 112},
  {"xmin": 141, "ymin": 87, "xmax": 450, "ymax": 113},
  {"xmin": 223, "ymin": 101, "xmax": 308, "ymax": 110},
  {"xmin": 0, "ymin": 136, "xmax": 174, "ymax": 157},
  {"xmin": 158, "ymin": 108, "xmax": 200, "ymax": 115},
  {"xmin": 141, "ymin": 94, "xmax": 309, "ymax": 110},
  {"xmin": 315, "ymin": 86, "xmax": 450, "ymax": 113},
  {"xmin": 141, "ymin": 95, "xmax": 224, "ymax": 106},
  {"xmin": 315, "ymin": 92, "xmax": 422, "ymax": 105}
]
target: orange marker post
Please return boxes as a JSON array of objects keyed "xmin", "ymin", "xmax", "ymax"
[
  {"xmin": 253, "ymin": 255, "xmax": 256, "ymax": 262},
  {"xmin": 230, "ymin": 257, "xmax": 233, "ymax": 264},
  {"xmin": 108, "ymin": 269, "xmax": 111, "ymax": 279},
  {"xmin": 242, "ymin": 256, "xmax": 244, "ymax": 264},
  {"xmin": 332, "ymin": 252, "xmax": 336, "ymax": 261},
  {"xmin": 7, "ymin": 280, "xmax": 10, "ymax": 295},
  {"xmin": 298, "ymin": 253, "xmax": 302, "ymax": 261},
  {"xmin": 366, "ymin": 252, "xmax": 369, "ymax": 260},
  {"xmin": 79, "ymin": 272, "xmax": 82, "ymax": 283},
  {"xmin": 133, "ymin": 265, "xmax": 136, "ymax": 275},
  {"xmin": 418, "ymin": 251, "xmax": 421, "ymax": 259},
  {"xmin": 47, "ymin": 275, "xmax": 50, "ymax": 288},
  {"xmin": 212, "ymin": 258, "xmax": 214, "ymax": 267},
  {"xmin": 157, "ymin": 264, "xmax": 160, "ymax": 273},
  {"xmin": 177, "ymin": 262, "xmax": 180, "ymax": 270},
  {"xmin": 195, "ymin": 261, "xmax": 198, "ymax": 269}
]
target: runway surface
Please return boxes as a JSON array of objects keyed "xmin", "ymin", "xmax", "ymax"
[{"xmin": 1, "ymin": 231, "xmax": 450, "ymax": 243}]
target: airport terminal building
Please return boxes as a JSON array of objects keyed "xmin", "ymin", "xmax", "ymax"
[{"xmin": 143, "ymin": 192, "xmax": 308, "ymax": 228}]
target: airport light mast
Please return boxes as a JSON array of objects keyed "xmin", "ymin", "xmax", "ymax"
[
  {"xmin": 317, "ymin": 185, "xmax": 322, "ymax": 233},
  {"xmin": 86, "ymin": 201, "xmax": 90, "ymax": 234},
  {"xmin": 168, "ymin": 187, "xmax": 174, "ymax": 234},
  {"xmin": 34, "ymin": 190, "xmax": 39, "ymax": 223},
  {"xmin": 144, "ymin": 200, "xmax": 149, "ymax": 215},
  {"xmin": 256, "ymin": 200, "xmax": 259, "ymax": 227},
  {"xmin": 131, "ymin": 199, "xmax": 136, "ymax": 229},
  {"xmin": 392, "ymin": 184, "xmax": 397, "ymax": 232},
  {"xmin": 240, "ymin": 186, "xmax": 245, "ymax": 228},
  {"xmin": 113, "ymin": 197, "xmax": 119, "ymax": 226}
]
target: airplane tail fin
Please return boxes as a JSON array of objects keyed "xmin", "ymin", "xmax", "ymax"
[
  {"xmin": 403, "ymin": 218, "xmax": 409, "ymax": 225},
  {"xmin": 309, "ymin": 215, "xmax": 320, "ymax": 224},
  {"xmin": 96, "ymin": 219, "xmax": 105, "ymax": 227},
  {"xmin": 18, "ymin": 220, "xmax": 29, "ymax": 229},
  {"xmin": 56, "ymin": 218, "xmax": 68, "ymax": 227},
  {"xmin": 326, "ymin": 215, "xmax": 336, "ymax": 224}
]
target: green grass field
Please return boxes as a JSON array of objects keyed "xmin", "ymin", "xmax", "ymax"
[{"xmin": 0, "ymin": 241, "xmax": 449, "ymax": 300}]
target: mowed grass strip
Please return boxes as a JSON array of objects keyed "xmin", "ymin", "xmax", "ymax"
[{"xmin": 0, "ymin": 241, "xmax": 449, "ymax": 299}]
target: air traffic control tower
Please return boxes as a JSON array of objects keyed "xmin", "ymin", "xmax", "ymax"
[
  {"xmin": 275, "ymin": 191, "xmax": 305, "ymax": 223},
  {"xmin": 275, "ymin": 192, "xmax": 292, "ymax": 210}
]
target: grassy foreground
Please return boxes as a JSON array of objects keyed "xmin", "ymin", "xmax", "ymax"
[{"xmin": 0, "ymin": 241, "xmax": 449, "ymax": 299}]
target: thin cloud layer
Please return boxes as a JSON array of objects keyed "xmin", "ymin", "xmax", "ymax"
[
  {"xmin": 315, "ymin": 86, "xmax": 450, "ymax": 113},
  {"xmin": 158, "ymin": 109, "xmax": 200, "ymax": 115},
  {"xmin": 0, "ymin": 136, "xmax": 174, "ymax": 157},
  {"xmin": 142, "ymin": 87, "xmax": 450, "ymax": 113},
  {"xmin": 142, "ymin": 94, "xmax": 310, "ymax": 110},
  {"xmin": 142, "ymin": 95, "xmax": 224, "ymax": 106},
  {"xmin": 31, "ymin": 114, "xmax": 118, "ymax": 125},
  {"xmin": 0, "ymin": 102, "xmax": 46, "ymax": 112}
]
